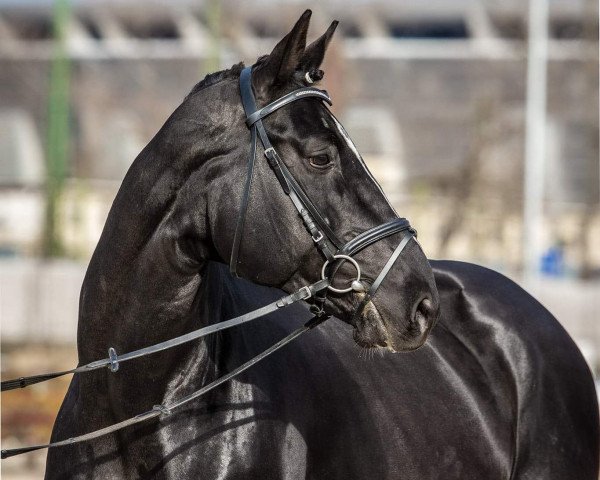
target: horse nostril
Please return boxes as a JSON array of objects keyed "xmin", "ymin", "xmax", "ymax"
[{"xmin": 413, "ymin": 297, "xmax": 436, "ymax": 334}]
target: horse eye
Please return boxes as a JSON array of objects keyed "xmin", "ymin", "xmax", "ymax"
[{"xmin": 309, "ymin": 155, "xmax": 332, "ymax": 169}]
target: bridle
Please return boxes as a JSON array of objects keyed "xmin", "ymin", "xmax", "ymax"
[
  {"xmin": 0, "ymin": 66, "xmax": 416, "ymax": 459},
  {"xmin": 232, "ymin": 66, "xmax": 416, "ymax": 317}
]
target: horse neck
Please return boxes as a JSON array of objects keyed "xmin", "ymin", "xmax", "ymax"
[{"xmin": 76, "ymin": 104, "xmax": 223, "ymax": 367}]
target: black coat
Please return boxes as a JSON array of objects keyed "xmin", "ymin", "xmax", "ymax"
[{"xmin": 45, "ymin": 261, "xmax": 599, "ymax": 479}]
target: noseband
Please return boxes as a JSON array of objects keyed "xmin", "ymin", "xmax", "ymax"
[
  {"xmin": 0, "ymin": 66, "xmax": 418, "ymax": 460},
  {"xmin": 231, "ymin": 66, "xmax": 415, "ymax": 315}
]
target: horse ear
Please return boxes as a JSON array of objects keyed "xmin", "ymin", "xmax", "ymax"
[
  {"xmin": 297, "ymin": 21, "xmax": 338, "ymax": 84},
  {"xmin": 253, "ymin": 10, "xmax": 311, "ymax": 91}
]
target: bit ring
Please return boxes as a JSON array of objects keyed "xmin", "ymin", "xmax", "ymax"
[{"xmin": 321, "ymin": 255, "xmax": 361, "ymax": 294}]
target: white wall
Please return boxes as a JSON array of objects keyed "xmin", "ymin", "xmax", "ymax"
[{"xmin": 0, "ymin": 259, "xmax": 84, "ymax": 343}]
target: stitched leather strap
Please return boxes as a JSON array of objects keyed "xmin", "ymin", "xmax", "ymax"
[
  {"xmin": 230, "ymin": 119, "xmax": 258, "ymax": 276},
  {"xmin": 231, "ymin": 66, "xmax": 341, "ymax": 275},
  {"xmin": 1, "ymin": 316, "xmax": 329, "ymax": 460},
  {"xmin": 0, "ymin": 279, "xmax": 330, "ymax": 393},
  {"xmin": 340, "ymin": 218, "xmax": 414, "ymax": 256},
  {"xmin": 0, "ymin": 370, "xmax": 77, "ymax": 392},
  {"xmin": 246, "ymin": 87, "xmax": 332, "ymax": 127},
  {"xmin": 352, "ymin": 233, "xmax": 414, "ymax": 320}
]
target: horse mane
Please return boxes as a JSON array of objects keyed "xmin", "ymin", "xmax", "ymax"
[
  {"xmin": 186, "ymin": 62, "xmax": 245, "ymax": 99},
  {"xmin": 185, "ymin": 56, "xmax": 311, "ymax": 102}
]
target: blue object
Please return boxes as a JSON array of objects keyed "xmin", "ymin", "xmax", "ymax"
[{"xmin": 540, "ymin": 246, "xmax": 565, "ymax": 276}]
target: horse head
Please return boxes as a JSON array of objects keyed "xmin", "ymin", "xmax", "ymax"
[
  {"xmin": 200, "ymin": 11, "xmax": 439, "ymax": 351},
  {"xmin": 88, "ymin": 10, "xmax": 438, "ymax": 357}
]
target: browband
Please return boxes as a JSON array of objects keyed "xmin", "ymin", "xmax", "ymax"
[{"xmin": 246, "ymin": 88, "xmax": 332, "ymax": 127}]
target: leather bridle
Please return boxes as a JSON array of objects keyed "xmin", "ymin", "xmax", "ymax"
[
  {"xmin": 231, "ymin": 66, "xmax": 416, "ymax": 317},
  {"xmin": 0, "ymin": 66, "xmax": 417, "ymax": 460}
]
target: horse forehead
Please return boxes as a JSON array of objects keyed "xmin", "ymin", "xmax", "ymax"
[
  {"xmin": 282, "ymin": 99, "xmax": 333, "ymax": 131},
  {"xmin": 288, "ymin": 106, "xmax": 355, "ymax": 154}
]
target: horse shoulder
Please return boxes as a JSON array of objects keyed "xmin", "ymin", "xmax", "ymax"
[{"xmin": 430, "ymin": 260, "xmax": 599, "ymax": 480}]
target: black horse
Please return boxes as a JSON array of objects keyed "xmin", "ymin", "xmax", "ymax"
[{"xmin": 43, "ymin": 11, "xmax": 597, "ymax": 479}]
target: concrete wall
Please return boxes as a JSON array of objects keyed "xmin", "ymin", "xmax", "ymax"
[{"xmin": 1, "ymin": 259, "xmax": 83, "ymax": 343}]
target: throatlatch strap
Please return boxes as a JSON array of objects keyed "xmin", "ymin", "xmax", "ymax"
[{"xmin": 230, "ymin": 120, "xmax": 258, "ymax": 276}]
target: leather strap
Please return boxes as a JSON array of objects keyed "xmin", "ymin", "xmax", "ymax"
[
  {"xmin": 229, "ymin": 118, "xmax": 257, "ymax": 276},
  {"xmin": 277, "ymin": 159, "xmax": 343, "ymax": 251},
  {"xmin": 246, "ymin": 87, "xmax": 332, "ymax": 127},
  {"xmin": 1, "ymin": 315, "xmax": 330, "ymax": 460},
  {"xmin": 323, "ymin": 221, "xmax": 413, "ymax": 295},
  {"xmin": 0, "ymin": 370, "xmax": 77, "ymax": 392},
  {"xmin": 231, "ymin": 66, "xmax": 341, "ymax": 275},
  {"xmin": 0, "ymin": 279, "xmax": 330, "ymax": 392},
  {"xmin": 341, "ymin": 218, "xmax": 414, "ymax": 256},
  {"xmin": 353, "ymin": 233, "xmax": 414, "ymax": 320}
]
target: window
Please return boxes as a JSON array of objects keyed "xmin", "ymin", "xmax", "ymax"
[
  {"xmin": 491, "ymin": 16, "xmax": 526, "ymax": 40},
  {"xmin": 7, "ymin": 13, "xmax": 53, "ymax": 40},
  {"xmin": 123, "ymin": 18, "xmax": 179, "ymax": 40},
  {"xmin": 551, "ymin": 19, "xmax": 585, "ymax": 40},
  {"xmin": 79, "ymin": 16, "xmax": 102, "ymax": 40},
  {"xmin": 388, "ymin": 19, "xmax": 468, "ymax": 39}
]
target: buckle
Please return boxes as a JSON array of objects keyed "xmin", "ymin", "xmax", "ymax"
[
  {"xmin": 276, "ymin": 286, "xmax": 312, "ymax": 308},
  {"xmin": 264, "ymin": 148, "xmax": 278, "ymax": 167},
  {"xmin": 312, "ymin": 231, "xmax": 324, "ymax": 243},
  {"xmin": 299, "ymin": 285, "xmax": 312, "ymax": 300},
  {"xmin": 152, "ymin": 404, "xmax": 172, "ymax": 416},
  {"xmin": 264, "ymin": 147, "xmax": 276, "ymax": 159}
]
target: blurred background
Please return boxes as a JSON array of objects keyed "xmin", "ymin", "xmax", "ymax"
[{"xmin": 0, "ymin": 0, "xmax": 598, "ymax": 477}]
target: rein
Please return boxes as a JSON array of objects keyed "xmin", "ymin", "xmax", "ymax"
[
  {"xmin": 1, "ymin": 66, "xmax": 416, "ymax": 460},
  {"xmin": 1, "ymin": 279, "xmax": 329, "ymax": 393},
  {"xmin": 2, "ymin": 315, "xmax": 329, "ymax": 459}
]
